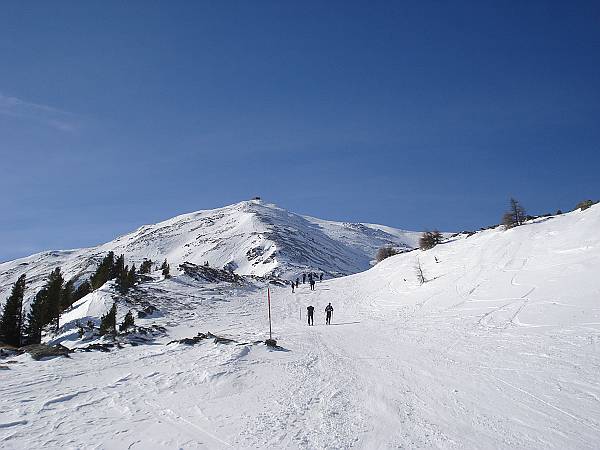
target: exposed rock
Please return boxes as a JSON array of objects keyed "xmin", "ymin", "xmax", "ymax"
[
  {"xmin": 76, "ymin": 343, "xmax": 115, "ymax": 353},
  {"xmin": 136, "ymin": 305, "xmax": 158, "ymax": 318},
  {"xmin": 0, "ymin": 344, "xmax": 19, "ymax": 359},
  {"xmin": 22, "ymin": 344, "xmax": 71, "ymax": 360},
  {"xmin": 213, "ymin": 336, "xmax": 236, "ymax": 345},
  {"xmin": 179, "ymin": 262, "xmax": 245, "ymax": 284},
  {"xmin": 246, "ymin": 246, "xmax": 265, "ymax": 260},
  {"xmin": 168, "ymin": 331, "xmax": 238, "ymax": 346},
  {"xmin": 168, "ymin": 332, "xmax": 213, "ymax": 346}
]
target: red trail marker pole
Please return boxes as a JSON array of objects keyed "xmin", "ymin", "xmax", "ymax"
[
  {"xmin": 266, "ymin": 284, "xmax": 277, "ymax": 346},
  {"xmin": 268, "ymin": 285, "xmax": 272, "ymax": 340}
]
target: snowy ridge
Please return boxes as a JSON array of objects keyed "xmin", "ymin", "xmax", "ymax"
[{"xmin": 0, "ymin": 200, "xmax": 418, "ymax": 307}]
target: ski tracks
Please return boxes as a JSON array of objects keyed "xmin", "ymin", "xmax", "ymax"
[{"xmin": 238, "ymin": 325, "xmax": 367, "ymax": 449}]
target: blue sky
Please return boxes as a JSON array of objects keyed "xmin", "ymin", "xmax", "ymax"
[{"xmin": 1, "ymin": 1, "xmax": 599, "ymax": 261}]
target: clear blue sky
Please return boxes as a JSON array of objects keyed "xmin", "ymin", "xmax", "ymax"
[{"xmin": 1, "ymin": 1, "xmax": 599, "ymax": 261}]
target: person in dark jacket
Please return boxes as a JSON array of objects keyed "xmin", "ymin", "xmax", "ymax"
[
  {"xmin": 310, "ymin": 278, "xmax": 315, "ymax": 291},
  {"xmin": 319, "ymin": 273, "xmax": 323, "ymax": 282},
  {"xmin": 325, "ymin": 303, "xmax": 333, "ymax": 325},
  {"xmin": 302, "ymin": 273, "xmax": 306, "ymax": 284},
  {"xmin": 296, "ymin": 278, "xmax": 299, "ymax": 288},
  {"xmin": 307, "ymin": 305, "xmax": 314, "ymax": 326},
  {"xmin": 291, "ymin": 281, "xmax": 295, "ymax": 293}
]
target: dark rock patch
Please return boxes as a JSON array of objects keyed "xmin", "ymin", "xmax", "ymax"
[{"xmin": 22, "ymin": 344, "xmax": 71, "ymax": 360}]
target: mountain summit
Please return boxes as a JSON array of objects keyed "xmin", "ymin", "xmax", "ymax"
[{"xmin": 0, "ymin": 200, "xmax": 420, "ymax": 302}]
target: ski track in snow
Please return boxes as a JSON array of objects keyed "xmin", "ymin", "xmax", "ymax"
[{"xmin": 1, "ymin": 206, "xmax": 600, "ymax": 448}]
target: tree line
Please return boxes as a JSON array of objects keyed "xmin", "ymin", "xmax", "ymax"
[{"xmin": 0, "ymin": 252, "xmax": 172, "ymax": 347}]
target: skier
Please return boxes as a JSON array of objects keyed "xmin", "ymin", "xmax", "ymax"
[
  {"xmin": 325, "ymin": 303, "xmax": 333, "ymax": 325},
  {"xmin": 302, "ymin": 273, "xmax": 306, "ymax": 284},
  {"xmin": 319, "ymin": 273, "xmax": 323, "ymax": 282},
  {"xmin": 307, "ymin": 305, "xmax": 314, "ymax": 326},
  {"xmin": 310, "ymin": 278, "xmax": 315, "ymax": 291},
  {"xmin": 291, "ymin": 281, "xmax": 295, "ymax": 293},
  {"xmin": 296, "ymin": 278, "xmax": 299, "ymax": 288}
]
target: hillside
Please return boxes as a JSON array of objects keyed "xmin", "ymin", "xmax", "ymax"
[
  {"xmin": 1, "ymin": 204, "xmax": 598, "ymax": 448},
  {"xmin": 0, "ymin": 200, "xmax": 420, "ymax": 307}
]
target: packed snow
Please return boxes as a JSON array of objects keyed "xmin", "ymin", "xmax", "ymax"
[{"xmin": 1, "ymin": 204, "xmax": 600, "ymax": 448}]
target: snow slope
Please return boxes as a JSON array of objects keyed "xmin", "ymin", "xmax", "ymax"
[
  {"xmin": 0, "ymin": 200, "xmax": 419, "ymax": 308},
  {"xmin": 1, "ymin": 205, "xmax": 599, "ymax": 448}
]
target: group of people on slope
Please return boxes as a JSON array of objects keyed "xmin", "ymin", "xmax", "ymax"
[
  {"xmin": 291, "ymin": 272, "xmax": 323, "ymax": 293},
  {"xmin": 306, "ymin": 303, "xmax": 333, "ymax": 326}
]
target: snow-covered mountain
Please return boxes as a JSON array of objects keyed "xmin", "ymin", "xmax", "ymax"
[
  {"xmin": 0, "ymin": 199, "xmax": 421, "ymax": 305},
  {"xmin": 1, "ymin": 203, "xmax": 599, "ymax": 448}
]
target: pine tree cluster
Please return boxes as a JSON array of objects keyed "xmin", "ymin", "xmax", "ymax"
[
  {"xmin": 89, "ymin": 251, "xmax": 138, "ymax": 294},
  {"xmin": 0, "ymin": 252, "xmax": 151, "ymax": 346},
  {"xmin": 0, "ymin": 274, "xmax": 26, "ymax": 346},
  {"xmin": 23, "ymin": 268, "xmax": 87, "ymax": 344},
  {"xmin": 139, "ymin": 259, "xmax": 153, "ymax": 274}
]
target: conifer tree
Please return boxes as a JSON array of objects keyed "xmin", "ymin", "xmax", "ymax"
[
  {"xmin": 127, "ymin": 264, "xmax": 137, "ymax": 287},
  {"xmin": 25, "ymin": 288, "xmax": 49, "ymax": 344},
  {"xmin": 90, "ymin": 251, "xmax": 115, "ymax": 290},
  {"xmin": 119, "ymin": 310, "xmax": 135, "ymax": 332},
  {"xmin": 61, "ymin": 279, "xmax": 75, "ymax": 311},
  {"xmin": 99, "ymin": 303, "xmax": 117, "ymax": 335},
  {"xmin": 139, "ymin": 259, "xmax": 152, "ymax": 274},
  {"xmin": 161, "ymin": 259, "xmax": 170, "ymax": 278},
  {"xmin": 116, "ymin": 264, "xmax": 129, "ymax": 294},
  {"xmin": 112, "ymin": 254, "xmax": 126, "ymax": 280},
  {"xmin": 45, "ymin": 268, "xmax": 64, "ymax": 332},
  {"xmin": 0, "ymin": 274, "xmax": 26, "ymax": 346}
]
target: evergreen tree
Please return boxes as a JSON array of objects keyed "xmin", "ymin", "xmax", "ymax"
[
  {"xmin": 25, "ymin": 288, "xmax": 49, "ymax": 344},
  {"xmin": 90, "ymin": 251, "xmax": 115, "ymax": 290},
  {"xmin": 111, "ymin": 254, "xmax": 126, "ymax": 280},
  {"xmin": 116, "ymin": 264, "xmax": 128, "ymax": 294},
  {"xmin": 119, "ymin": 310, "xmax": 135, "ymax": 332},
  {"xmin": 161, "ymin": 259, "xmax": 170, "ymax": 278},
  {"xmin": 502, "ymin": 198, "xmax": 527, "ymax": 228},
  {"xmin": 0, "ymin": 274, "xmax": 26, "ymax": 346},
  {"xmin": 139, "ymin": 259, "xmax": 153, "ymax": 274},
  {"xmin": 99, "ymin": 303, "xmax": 117, "ymax": 335},
  {"xmin": 61, "ymin": 279, "xmax": 75, "ymax": 311},
  {"xmin": 127, "ymin": 264, "xmax": 137, "ymax": 287},
  {"xmin": 45, "ymin": 268, "xmax": 64, "ymax": 332}
]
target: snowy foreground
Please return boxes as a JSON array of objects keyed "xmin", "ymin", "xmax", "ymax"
[{"xmin": 2, "ymin": 206, "xmax": 600, "ymax": 449}]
